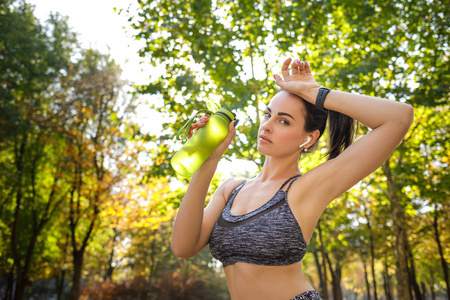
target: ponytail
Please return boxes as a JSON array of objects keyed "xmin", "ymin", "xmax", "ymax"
[
  {"xmin": 300, "ymin": 96, "xmax": 356, "ymax": 161},
  {"xmin": 276, "ymin": 89, "xmax": 356, "ymax": 160},
  {"xmin": 327, "ymin": 110, "xmax": 356, "ymax": 160}
]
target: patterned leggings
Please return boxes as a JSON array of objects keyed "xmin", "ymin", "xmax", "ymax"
[{"xmin": 290, "ymin": 290, "xmax": 321, "ymax": 300}]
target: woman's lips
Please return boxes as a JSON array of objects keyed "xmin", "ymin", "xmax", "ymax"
[{"xmin": 259, "ymin": 135, "xmax": 272, "ymax": 143}]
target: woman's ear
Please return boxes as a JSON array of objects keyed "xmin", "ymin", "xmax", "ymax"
[{"xmin": 309, "ymin": 130, "xmax": 321, "ymax": 147}]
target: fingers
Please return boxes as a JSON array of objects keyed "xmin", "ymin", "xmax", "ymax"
[
  {"xmin": 187, "ymin": 124, "xmax": 197, "ymax": 138},
  {"xmin": 280, "ymin": 57, "xmax": 310, "ymax": 78},
  {"xmin": 221, "ymin": 120, "xmax": 238, "ymax": 145},
  {"xmin": 298, "ymin": 60, "xmax": 306, "ymax": 75},
  {"xmin": 196, "ymin": 116, "xmax": 209, "ymax": 128},
  {"xmin": 281, "ymin": 57, "xmax": 292, "ymax": 78},
  {"xmin": 291, "ymin": 59, "xmax": 300, "ymax": 75},
  {"xmin": 226, "ymin": 120, "xmax": 237, "ymax": 140},
  {"xmin": 221, "ymin": 121, "xmax": 237, "ymax": 149},
  {"xmin": 208, "ymin": 119, "xmax": 238, "ymax": 160},
  {"xmin": 304, "ymin": 61, "xmax": 312, "ymax": 75},
  {"xmin": 273, "ymin": 74, "xmax": 285, "ymax": 89},
  {"xmin": 187, "ymin": 115, "xmax": 209, "ymax": 139}
]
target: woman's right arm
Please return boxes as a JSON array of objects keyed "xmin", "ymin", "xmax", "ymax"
[{"xmin": 171, "ymin": 122, "xmax": 237, "ymax": 258}]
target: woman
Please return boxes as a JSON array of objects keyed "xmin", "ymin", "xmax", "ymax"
[{"xmin": 171, "ymin": 58, "xmax": 414, "ymax": 300}]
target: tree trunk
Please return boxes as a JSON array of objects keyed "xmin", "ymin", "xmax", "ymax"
[
  {"xmin": 56, "ymin": 270, "xmax": 65, "ymax": 300},
  {"xmin": 333, "ymin": 263, "xmax": 343, "ymax": 300},
  {"xmin": 13, "ymin": 176, "xmax": 56, "ymax": 299},
  {"xmin": 11, "ymin": 135, "xmax": 58, "ymax": 300},
  {"xmin": 14, "ymin": 226, "xmax": 46, "ymax": 300},
  {"xmin": 370, "ymin": 250, "xmax": 378, "ymax": 300},
  {"xmin": 12, "ymin": 275, "xmax": 24, "ymax": 300},
  {"xmin": 325, "ymin": 253, "xmax": 342, "ymax": 300},
  {"xmin": 68, "ymin": 250, "xmax": 84, "ymax": 300},
  {"xmin": 318, "ymin": 223, "xmax": 329, "ymax": 300},
  {"xmin": 363, "ymin": 261, "xmax": 371, "ymax": 300},
  {"xmin": 104, "ymin": 228, "xmax": 118, "ymax": 281},
  {"xmin": 382, "ymin": 161, "xmax": 411, "ymax": 300},
  {"xmin": 11, "ymin": 135, "xmax": 26, "ymax": 300},
  {"xmin": 407, "ymin": 245, "xmax": 423, "ymax": 300},
  {"xmin": 433, "ymin": 206, "xmax": 450, "ymax": 299},
  {"xmin": 429, "ymin": 266, "xmax": 436, "ymax": 300},
  {"xmin": 364, "ymin": 208, "xmax": 378, "ymax": 300},
  {"xmin": 313, "ymin": 249, "xmax": 325, "ymax": 296},
  {"xmin": 3, "ymin": 269, "xmax": 14, "ymax": 300},
  {"xmin": 383, "ymin": 259, "xmax": 393, "ymax": 300},
  {"xmin": 149, "ymin": 230, "xmax": 158, "ymax": 287},
  {"xmin": 420, "ymin": 282, "xmax": 427, "ymax": 299},
  {"xmin": 67, "ymin": 147, "xmax": 99, "ymax": 300}
]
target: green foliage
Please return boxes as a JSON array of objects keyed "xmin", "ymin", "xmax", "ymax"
[
  {"xmin": 0, "ymin": 0, "xmax": 448, "ymax": 299},
  {"xmin": 0, "ymin": 2, "xmax": 141, "ymax": 299},
  {"xmin": 0, "ymin": 0, "xmax": 78, "ymax": 293}
]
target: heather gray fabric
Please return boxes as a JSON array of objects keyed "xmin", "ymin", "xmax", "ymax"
[
  {"xmin": 209, "ymin": 175, "xmax": 307, "ymax": 267},
  {"xmin": 290, "ymin": 290, "xmax": 321, "ymax": 300}
]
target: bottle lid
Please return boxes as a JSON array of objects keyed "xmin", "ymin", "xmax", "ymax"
[{"xmin": 215, "ymin": 107, "xmax": 236, "ymax": 123}]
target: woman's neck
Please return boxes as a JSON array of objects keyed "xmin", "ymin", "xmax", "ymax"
[{"xmin": 257, "ymin": 154, "xmax": 301, "ymax": 182}]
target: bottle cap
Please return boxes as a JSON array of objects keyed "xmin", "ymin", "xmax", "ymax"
[{"xmin": 215, "ymin": 107, "xmax": 236, "ymax": 123}]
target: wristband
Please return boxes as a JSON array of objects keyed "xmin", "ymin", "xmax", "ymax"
[{"xmin": 315, "ymin": 87, "xmax": 331, "ymax": 112}]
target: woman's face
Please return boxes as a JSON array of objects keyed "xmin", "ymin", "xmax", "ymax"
[{"xmin": 257, "ymin": 91, "xmax": 309, "ymax": 157}]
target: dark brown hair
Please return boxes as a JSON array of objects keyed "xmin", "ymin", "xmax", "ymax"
[
  {"xmin": 302, "ymin": 100, "xmax": 356, "ymax": 160},
  {"xmin": 278, "ymin": 89, "xmax": 356, "ymax": 160}
]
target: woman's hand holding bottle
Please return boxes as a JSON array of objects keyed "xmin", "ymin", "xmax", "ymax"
[
  {"xmin": 187, "ymin": 115, "xmax": 238, "ymax": 164},
  {"xmin": 171, "ymin": 108, "xmax": 237, "ymax": 177}
]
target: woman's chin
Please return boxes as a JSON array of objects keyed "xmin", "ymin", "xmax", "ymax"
[{"xmin": 256, "ymin": 144, "xmax": 270, "ymax": 156}]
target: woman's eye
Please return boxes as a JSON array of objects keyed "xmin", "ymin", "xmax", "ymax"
[
  {"xmin": 281, "ymin": 119, "xmax": 290, "ymax": 125},
  {"xmin": 263, "ymin": 112, "xmax": 270, "ymax": 118}
]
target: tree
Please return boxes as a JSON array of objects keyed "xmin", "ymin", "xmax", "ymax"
[
  {"xmin": 0, "ymin": 2, "xmax": 76, "ymax": 299},
  {"xmin": 54, "ymin": 48, "xmax": 133, "ymax": 300},
  {"xmin": 0, "ymin": 5, "xmax": 138, "ymax": 299},
  {"xmin": 396, "ymin": 105, "xmax": 450, "ymax": 298}
]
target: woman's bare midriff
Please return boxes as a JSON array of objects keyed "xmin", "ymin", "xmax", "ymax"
[{"xmin": 224, "ymin": 261, "xmax": 314, "ymax": 300}]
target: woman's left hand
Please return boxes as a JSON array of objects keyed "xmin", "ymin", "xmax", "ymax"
[{"xmin": 273, "ymin": 58, "xmax": 320, "ymax": 98}]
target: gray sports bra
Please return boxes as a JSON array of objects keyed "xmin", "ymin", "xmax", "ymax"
[{"xmin": 209, "ymin": 175, "xmax": 307, "ymax": 267}]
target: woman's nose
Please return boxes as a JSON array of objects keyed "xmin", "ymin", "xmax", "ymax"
[{"xmin": 261, "ymin": 120, "xmax": 272, "ymax": 132}]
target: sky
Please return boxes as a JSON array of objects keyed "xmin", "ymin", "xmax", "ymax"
[{"xmin": 28, "ymin": 0, "xmax": 149, "ymax": 84}]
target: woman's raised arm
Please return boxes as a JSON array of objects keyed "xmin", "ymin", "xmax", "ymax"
[{"xmin": 275, "ymin": 58, "xmax": 414, "ymax": 208}]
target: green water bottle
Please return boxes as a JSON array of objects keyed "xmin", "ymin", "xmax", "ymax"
[{"xmin": 171, "ymin": 107, "xmax": 235, "ymax": 177}]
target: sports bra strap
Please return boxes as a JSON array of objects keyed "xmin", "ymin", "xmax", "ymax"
[
  {"xmin": 280, "ymin": 174, "xmax": 301, "ymax": 192},
  {"xmin": 226, "ymin": 180, "xmax": 247, "ymax": 204}
]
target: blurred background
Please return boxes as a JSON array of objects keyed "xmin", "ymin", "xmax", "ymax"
[{"xmin": 0, "ymin": 0, "xmax": 448, "ymax": 299}]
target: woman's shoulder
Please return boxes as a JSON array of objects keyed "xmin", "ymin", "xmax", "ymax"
[
  {"xmin": 217, "ymin": 177, "xmax": 247, "ymax": 200},
  {"xmin": 220, "ymin": 177, "xmax": 247, "ymax": 191}
]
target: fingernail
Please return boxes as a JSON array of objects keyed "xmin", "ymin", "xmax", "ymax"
[{"xmin": 234, "ymin": 119, "xmax": 239, "ymax": 127}]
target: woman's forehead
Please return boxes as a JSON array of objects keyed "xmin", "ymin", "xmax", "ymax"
[{"xmin": 268, "ymin": 91, "xmax": 305, "ymax": 114}]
